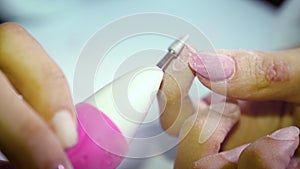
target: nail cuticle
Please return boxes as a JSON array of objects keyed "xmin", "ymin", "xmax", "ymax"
[
  {"xmin": 221, "ymin": 144, "xmax": 249, "ymax": 162},
  {"xmin": 268, "ymin": 126, "xmax": 299, "ymax": 141},
  {"xmin": 267, "ymin": 136, "xmax": 297, "ymax": 142}
]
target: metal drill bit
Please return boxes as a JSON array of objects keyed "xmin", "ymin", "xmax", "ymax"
[{"xmin": 156, "ymin": 35, "xmax": 189, "ymax": 71}]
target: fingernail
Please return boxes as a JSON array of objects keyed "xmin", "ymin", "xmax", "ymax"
[
  {"xmin": 57, "ymin": 164, "xmax": 65, "ymax": 169},
  {"xmin": 54, "ymin": 164, "xmax": 67, "ymax": 169},
  {"xmin": 221, "ymin": 144, "xmax": 249, "ymax": 162},
  {"xmin": 189, "ymin": 53, "xmax": 235, "ymax": 81},
  {"xmin": 269, "ymin": 126, "xmax": 299, "ymax": 141},
  {"xmin": 52, "ymin": 110, "xmax": 78, "ymax": 148},
  {"xmin": 52, "ymin": 162, "xmax": 73, "ymax": 169}
]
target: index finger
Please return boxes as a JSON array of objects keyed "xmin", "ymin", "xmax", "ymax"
[
  {"xmin": 189, "ymin": 48, "xmax": 300, "ymax": 103},
  {"xmin": 0, "ymin": 22, "xmax": 77, "ymax": 148},
  {"xmin": 158, "ymin": 45, "xmax": 197, "ymax": 136}
]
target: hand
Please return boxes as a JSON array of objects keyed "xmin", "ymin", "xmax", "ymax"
[
  {"xmin": 0, "ymin": 22, "xmax": 77, "ymax": 169},
  {"xmin": 158, "ymin": 46, "xmax": 300, "ymax": 169}
]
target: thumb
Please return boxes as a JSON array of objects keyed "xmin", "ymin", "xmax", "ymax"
[{"xmin": 189, "ymin": 48, "xmax": 300, "ymax": 103}]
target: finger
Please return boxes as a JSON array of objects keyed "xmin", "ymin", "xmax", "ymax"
[
  {"xmin": 238, "ymin": 126, "xmax": 299, "ymax": 169},
  {"xmin": 0, "ymin": 22, "xmax": 77, "ymax": 148},
  {"xmin": 188, "ymin": 48, "xmax": 300, "ymax": 103},
  {"xmin": 158, "ymin": 45, "xmax": 196, "ymax": 136},
  {"xmin": 174, "ymin": 102, "xmax": 240, "ymax": 169},
  {"xmin": 222, "ymin": 100, "xmax": 294, "ymax": 151},
  {"xmin": 0, "ymin": 71, "xmax": 73, "ymax": 169},
  {"xmin": 193, "ymin": 144, "xmax": 248, "ymax": 169}
]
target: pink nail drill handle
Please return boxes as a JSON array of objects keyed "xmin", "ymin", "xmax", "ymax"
[
  {"xmin": 66, "ymin": 65, "xmax": 164, "ymax": 169},
  {"xmin": 66, "ymin": 103, "xmax": 129, "ymax": 169}
]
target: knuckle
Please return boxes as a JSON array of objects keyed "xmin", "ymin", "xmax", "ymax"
[
  {"xmin": 242, "ymin": 51, "xmax": 290, "ymax": 90},
  {"xmin": 253, "ymin": 51, "xmax": 270, "ymax": 89}
]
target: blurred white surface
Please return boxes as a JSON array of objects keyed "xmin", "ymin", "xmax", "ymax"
[{"xmin": 1, "ymin": 0, "xmax": 300, "ymax": 168}]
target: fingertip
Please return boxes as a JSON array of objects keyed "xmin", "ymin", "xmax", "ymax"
[
  {"xmin": 193, "ymin": 154, "xmax": 236, "ymax": 169},
  {"xmin": 193, "ymin": 144, "xmax": 248, "ymax": 169},
  {"xmin": 238, "ymin": 126, "xmax": 299, "ymax": 169},
  {"xmin": 0, "ymin": 22, "xmax": 24, "ymax": 34},
  {"xmin": 269, "ymin": 126, "xmax": 299, "ymax": 141}
]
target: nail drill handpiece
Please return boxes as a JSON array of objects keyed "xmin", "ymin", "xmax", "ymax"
[{"xmin": 156, "ymin": 35, "xmax": 189, "ymax": 71}]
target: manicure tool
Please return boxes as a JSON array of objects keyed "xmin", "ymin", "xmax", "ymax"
[{"xmin": 66, "ymin": 35, "xmax": 188, "ymax": 169}]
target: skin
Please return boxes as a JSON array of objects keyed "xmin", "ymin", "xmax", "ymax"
[
  {"xmin": 158, "ymin": 45, "xmax": 196, "ymax": 136},
  {"xmin": 0, "ymin": 23, "xmax": 75, "ymax": 169},
  {"xmin": 1, "ymin": 22, "xmax": 299, "ymax": 169},
  {"xmin": 159, "ymin": 46, "xmax": 300, "ymax": 168}
]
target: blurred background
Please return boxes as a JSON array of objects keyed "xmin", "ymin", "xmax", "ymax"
[
  {"xmin": 1, "ymin": 0, "xmax": 300, "ymax": 86},
  {"xmin": 1, "ymin": 0, "xmax": 300, "ymax": 168}
]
